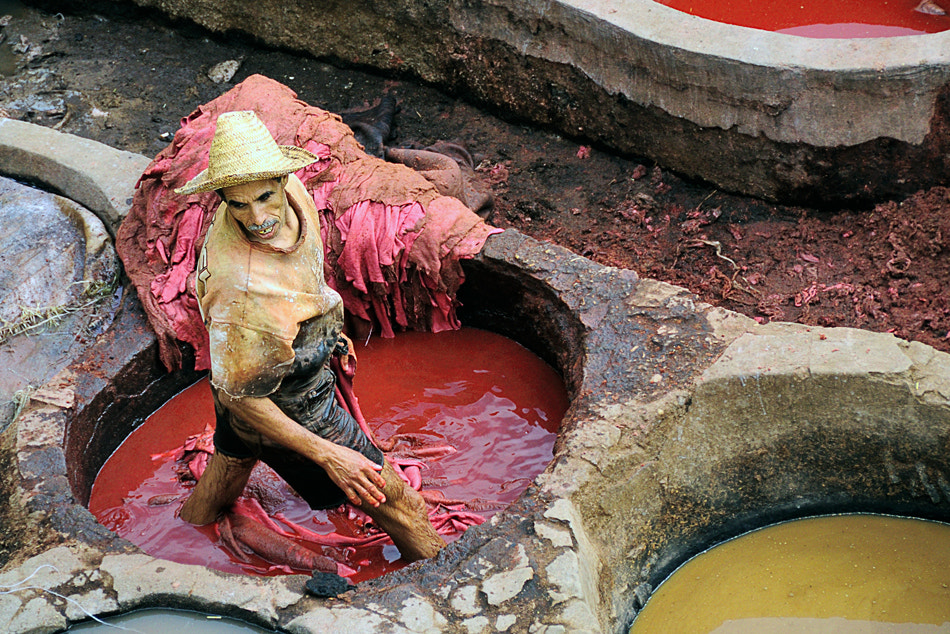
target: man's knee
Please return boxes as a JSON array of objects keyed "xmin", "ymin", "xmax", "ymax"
[{"xmin": 180, "ymin": 452, "xmax": 256, "ymax": 525}]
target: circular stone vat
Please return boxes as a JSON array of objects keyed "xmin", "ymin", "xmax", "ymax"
[
  {"xmin": 597, "ymin": 330, "xmax": 950, "ymax": 631},
  {"xmin": 86, "ymin": 328, "xmax": 569, "ymax": 582},
  {"xmin": 66, "ymin": 247, "xmax": 584, "ymax": 521},
  {"xmin": 115, "ymin": 0, "xmax": 950, "ymax": 203}
]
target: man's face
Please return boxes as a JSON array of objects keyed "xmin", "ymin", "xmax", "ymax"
[{"xmin": 221, "ymin": 177, "xmax": 288, "ymax": 244}]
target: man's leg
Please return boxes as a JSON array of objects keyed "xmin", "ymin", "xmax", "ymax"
[
  {"xmin": 363, "ymin": 459, "xmax": 445, "ymax": 561},
  {"xmin": 180, "ymin": 452, "xmax": 257, "ymax": 525}
]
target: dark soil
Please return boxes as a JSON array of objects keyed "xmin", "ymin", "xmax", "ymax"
[{"xmin": 3, "ymin": 2, "xmax": 948, "ymax": 354}]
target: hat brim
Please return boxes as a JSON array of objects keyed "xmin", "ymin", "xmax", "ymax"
[{"xmin": 174, "ymin": 145, "xmax": 319, "ymax": 195}]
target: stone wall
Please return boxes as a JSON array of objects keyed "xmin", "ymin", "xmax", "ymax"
[{"xmin": 42, "ymin": 0, "xmax": 950, "ymax": 204}]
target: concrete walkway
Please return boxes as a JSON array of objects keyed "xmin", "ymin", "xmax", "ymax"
[{"xmin": 1, "ymin": 121, "xmax": 948, "ymax": 634}]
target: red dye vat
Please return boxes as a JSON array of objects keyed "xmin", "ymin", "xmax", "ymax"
[
  {"xmin": 652, "ymin": 0, "xmax": 950, "ymax": 37},
  {"xmin": 89, "ymin": 328, "xmax": 568, "ymax": 582}
]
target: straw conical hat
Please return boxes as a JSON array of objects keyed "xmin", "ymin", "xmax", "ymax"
[{"xmin": 175, "ymin": 110, "xmax": 318, "ymax": 195}]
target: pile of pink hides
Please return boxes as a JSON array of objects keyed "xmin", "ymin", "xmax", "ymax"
[{"xmin": 117, "ymin": 73, "xmax": 500, "ymax": 372}]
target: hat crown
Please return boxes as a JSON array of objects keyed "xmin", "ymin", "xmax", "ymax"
[
  {"xmin": 206, "ymin": 111, "xmax": 288, "ymax": 182},
  {"xmin": 174, "ymin": 110, "xmax": 318, "ymax": 195}
]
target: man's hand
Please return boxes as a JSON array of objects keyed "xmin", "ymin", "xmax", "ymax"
[{"xmin": 320, "ymin": 442, "xmax": 387, "ymax": 508}]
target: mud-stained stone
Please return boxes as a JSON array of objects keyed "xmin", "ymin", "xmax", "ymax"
[
  {"xmin": 287, "ymin": 606, "xmax": 410, "ymax": 633},
  {"xmin": 0, "ymin": 177, "xmax": 88, "ymax": 324},
  {"xmin": 396, "ymin": 595, "xmax": 447, "ymax": 632},
  {"xmin": 450, "ymin": 584, "xmax": 480, "ymax": 616},
  {"xmin": 579, "ymin": 302, "xmax": 609, "ymax": 329},
  {"xmin": 708, "ymin": 329, "xmax": 913, "ymax": 380},
  {"xmin": 545, "ymin": 551, "xmax": 584, "ymax": 605},
  {"xmin": 554, "ymin": 420, "xmax": 622, "ymax": 473},
  {"xmin": 558, "ymin": 598, "xmax": 601, "ymax": 633},
  {"xmin": 542, "ymin": 500, "xmax": 583, "ymax": 543},
  {"xmin": 591, "ymin": 399, "xmax": 646, "ymax": 427},
  {"xmin": 15, "ymin": 405, "xmax": 66, "ymax": 452},
  {"xmin": 358, "ymin": 585, "xmax": 442, "ymax": 628},
  {"xmin": 533, "ymin": 521, "xmax": 572, "ymax": 549},
  {"xmin": 582, "ymin": 275, "xmax": 722, "ymax": 404},
  {"xmin": 429, "ymin": 581, "xmax": 452, "ymax": 601},
  {"xmin": 705, "ymin": 306, "xmax": 759, "ymax": 341},
  {"xmin": 63, "ymin": 588, "xmax": 117, "ymax": 622},
  {"xmin": 538, "ymin": 456, "xmax": 596, "ymax": 499},
  {"xmin": 529, "ymin": 624, "xmax": 566, "ymax": 634},
  {"xmin": 453, "ymin": 537, "xmax": 522, "ymax": 586},
  {"xmin": 461, "ymin": 615, "xmax": 490, "ymax": 634},
  {"xmin": 511, "ymin": 543, "xmax": 529, "ymax": 568},
  {"xmin": 29, "ymin": 371, "xmax": 78, "ymax": 410},
  {"xmin": 19, "ymin": 446, "xmax": 67, "ymax": 485},
  {"xmin": 481, "ymin": 566, "xmax": 534, "ymax": 606},
  {"xmin": 627, "ymin": 279, "xmax": 697, "ymax": 310},
  {"xmin": 8, "ymin": 596, "xmax": 66, "ymax": 634},
  {"xmin": 99, "ymin": 554, "xmax": 298, "ymax": 623},
  {"xmin": 496, "ymin": 613, "xmax": 518, "ymax": 630},
  {"xmin": 45, "ymin": 504, "xmax": 118, "ymax": 548},
  {"xmin": 903, "ymin": 341, "xmax": 950, "ymax": 402},
  {"xmin": 0, "ymin": 545, "xmax": 98, "ymax": 634},
  {"xmin": 0, "ymin": 545, "xmax": 84, "ymax": 589},
  {"xmin": 0, "ymin": 595, "xmax": 22, "ymax": 626},
  {"xmin": 0, "ymin": 176, "xmax": 118, "ymax": 436},
  {"xmin": 539, "ymin": 499, "xmax": 600, "ymax": 609}
]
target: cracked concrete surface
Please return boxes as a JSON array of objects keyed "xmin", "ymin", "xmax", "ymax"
[{"xmin": 0, "ymin": 122, "xmax": 948, "ymax": 634}]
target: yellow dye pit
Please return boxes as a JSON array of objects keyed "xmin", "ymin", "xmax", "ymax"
[{"xmin": 629, "ymin": 515, "xmax": 950, "ymax": 634}]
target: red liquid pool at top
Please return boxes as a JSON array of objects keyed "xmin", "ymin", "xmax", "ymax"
[
  {"xmin": 651, "ymin": 0, "xmax": 950, "ymax": 37},
  {"xmin": 88, "ymin": 328, "xmax": 568, "ymax": 582}
]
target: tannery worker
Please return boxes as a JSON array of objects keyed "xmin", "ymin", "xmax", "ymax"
[{"xmin": 175, "ymin": 110, "xmax": 445, "ymax": 562}]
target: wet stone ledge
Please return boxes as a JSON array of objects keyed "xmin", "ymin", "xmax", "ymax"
[{"xmin": 1, "ymin": 122, "xmax": 949, "ymax": 634}]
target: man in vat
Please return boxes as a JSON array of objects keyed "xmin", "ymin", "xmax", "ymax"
[{"xmin": 175, "ymin": 110, "xmax": 445, "ymax": 562}]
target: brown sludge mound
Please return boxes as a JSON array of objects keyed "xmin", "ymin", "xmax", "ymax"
[{"xmin": 507, "ymin": 184, "xmax": 950, "ymax": 355}]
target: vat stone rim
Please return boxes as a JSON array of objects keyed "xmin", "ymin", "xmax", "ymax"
[{"xmin": 2, "ymin": 122, "xmax": 949, "ymax": 634}]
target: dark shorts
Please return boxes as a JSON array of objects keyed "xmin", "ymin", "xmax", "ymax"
[{"xmin": 213, "ymin": 364, "xmax": 383, "ymax": 510}]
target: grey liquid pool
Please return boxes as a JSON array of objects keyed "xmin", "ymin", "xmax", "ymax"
[{"xmin": 67, "ymin": 608, "xmax": 277, "ymax": 633}]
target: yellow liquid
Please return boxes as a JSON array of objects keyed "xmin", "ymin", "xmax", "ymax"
[{"xmin": 629, "ymin": 515, "xmax": 950, "ymax": 634}]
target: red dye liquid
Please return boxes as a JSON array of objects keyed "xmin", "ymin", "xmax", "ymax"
[
  {"xmin": 652, "ymin": 0, "xmax": 950, "ymax": 37},
  {"xmin": 89, "ymin": 328, "xmax": 567, "ymax": 582}
]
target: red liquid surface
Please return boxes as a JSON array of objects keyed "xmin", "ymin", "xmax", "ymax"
[
  {"xmin": 652, "ymin": 0, "xmax": 950, "ymax": 37},
  {"xmin": 89, "ymin": 328, "xmax": 567, "ymax": 581}
]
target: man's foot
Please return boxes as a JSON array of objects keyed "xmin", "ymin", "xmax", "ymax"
[
  {"xmin": 385, "ymin": 142, "xmax": 494, "ymax": 217},
  {"xmin": 342, "ymin": 96, "xmax": 398, "ymax": 158}
]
